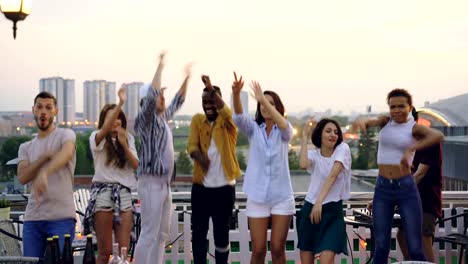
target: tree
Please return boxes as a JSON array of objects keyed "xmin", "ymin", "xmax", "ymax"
[
  {"xmin": 236, "ymin": 133, "xmax": 249, "ymax": 147},
  {"xmin": 176, "ymin": 151, "xmax": 193, "ymax": 175},
  {"xmin": 329, "ymin": 115, "xmax": 349, "ymax": 127},
  {"xmin": 288, "ymin": 149, "xmax": 300, "ymax": 170},
  {"xmin": 0, "ymin": 136, "xmax": 31, "ymax": 180},
  {"xmin": 237, "ymin": 150, "xmax": 247, "ymax": 171},
  {"xmin": 75, "ymin": 133, "xmax": 94, "ymax": 175},
  {"xmin": 352, "ymin": 128, "xmax": 378, "ymax": 169}
]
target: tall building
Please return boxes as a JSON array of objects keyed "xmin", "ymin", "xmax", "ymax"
[
  {"xmin": 83, "ymin": 80, "xmax": 102, "ymax": 124},
  {"xmin": 105, "ymin": 82, "xmax": 116, "ymax": 105},
  {"xmin": 123, "ymin": 82, "xmax": 144, "ymax": 122},
  {"xmin": 39, "ymin": 77, "xmax": 75, "ymax": 125},
  {"xmin": 231, "ymin": 90, "xmax": 249, "ymax": 115},
  {"xmin": 83, "ymin": 80, "xmax": 117, "ymax": 124}
]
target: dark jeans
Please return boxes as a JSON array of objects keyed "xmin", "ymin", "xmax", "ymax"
[
  {"xmin": 191, "ymin": 184, "xmax": 235, "ymax": 264},
  {"xmin": 23, "ymin": 218, "xmax": 75, "ymax": 258},
  {"xmin": 372, "ymin": 175, "xmax": 426, "ymax": 263}
]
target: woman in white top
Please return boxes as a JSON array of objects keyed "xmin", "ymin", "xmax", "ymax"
[
  {"xmin": 297, "ymin": 118, "xmax": 351, "ymax": 264},
  {"xmin": 83, "ymin": 86, "xmax": 139, "ymax": 264},
  {"xmin": 232, "ymin": 74, "xmax": 294, "ymax": 264}
]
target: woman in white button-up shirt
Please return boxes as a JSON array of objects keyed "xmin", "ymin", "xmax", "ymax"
[{"xmin": 232, "ymin": 73, "xmax": 294, "ymax": 264}]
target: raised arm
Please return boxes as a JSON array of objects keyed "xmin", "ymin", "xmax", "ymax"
[
  {"xmin": 135, "ymin": 53, "xmax": 166, "ymax": 134},
  {"xmin": 299, "ymin": 119, "xmax": 316, "ymax": 169},
  {"xmin": 351, "ymin": 115, "xmax": 390, "ymax": 135},
  {"xmin": 202, "ymin": 75, "xmax": 224, "ymax": 109},
  {"xmin": 164, "ymin": 63, "xmax": 191, "ymax": 121},
  {"xmin": 202, "ymin": 75, "xmax": 237, "ymax": 131},
  {"xmin": 250, "ymin": 81, "xmax": 288, "ymax": 129},
  {"xmin": 232, "ymin": 72, "xmax": 245, "ymax": 115},
  {"xmin": 177, "ymin": 63, "xmax": 192, "ymax": 98},
  {"xmin": 151, "ymin": 52, "xmax": 166, "ymax": 91},
  {"xmin": 117, "ymin": 128, "xmax": 139, "ymax": 170},
  {"xmin": 95, "ymin": 86, "xmax": 126, "ymax": 145}
]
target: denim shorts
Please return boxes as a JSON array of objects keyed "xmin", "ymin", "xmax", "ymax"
[{"xmin": 95, "ymin": 187, "xmax": 133, "ymax": 212}]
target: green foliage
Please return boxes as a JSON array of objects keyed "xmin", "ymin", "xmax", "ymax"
[
  {"xmin": 134, "ymin": 136, "xmax": 141, "ymax": 152},
  {"xmin": 329, "ymin": 115, "xmax": 349, "ymax": 127},
  {"xmin": 173, "ymin": 138, "xmax": 188, "ymax": 153},
  {"xmin": 288, "ymin": 149, "xmax": 300, "ymax": 170},
  {"xmin": 236, "ymin": 132, "xmax": 249, "ymax": 147},
  {"xmin": 352, "ymin": 128, "xmax": 378, "ymax": 169},
  {"xmin": 75, "ymin": 132, "xmax": 94, "ymax": 175},
  {"xmin": 175, "ymin": 151, "xmax": 193, "ymax": 175},
  {"xmin": 173, "ymin": 126, "xmax": 189, "ymax": 152},
  {"xmin": 0, "ymin": 198, "xmax": 11, "ymax": 208},
  {"xmin": 236, "ymin": 151, "xmax": 247, "ymax": 171},
  {"xmin": 0, "ymin": 136, "xmax": 31, "ymax": 179},
  {"xmin": 172, "ymin": 126, "xmax": 190, "ymax": 136}
]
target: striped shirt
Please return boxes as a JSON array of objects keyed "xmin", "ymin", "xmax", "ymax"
[{"xmin": 134, "ymin": 85, "xmax": 185, "ymax": 176}]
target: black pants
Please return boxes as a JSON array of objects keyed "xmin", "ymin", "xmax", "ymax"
[{"xmin": 191, "ymin": 184, "xmax": 235, "ymax": 264}]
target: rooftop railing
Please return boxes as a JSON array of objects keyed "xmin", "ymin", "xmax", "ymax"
[{"xmin": 5, "ymin": 191, "xmax": 468, "ymax": 263}]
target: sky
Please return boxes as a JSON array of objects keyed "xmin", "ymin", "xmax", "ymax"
[{"xmin": 1, "ymin": 0, "xmax": 468, "ymax": 116}]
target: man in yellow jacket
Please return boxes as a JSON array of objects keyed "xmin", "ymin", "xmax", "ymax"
[{"xmin": 187, "ymin": 75, "xmax": 242, "ymax": 264}]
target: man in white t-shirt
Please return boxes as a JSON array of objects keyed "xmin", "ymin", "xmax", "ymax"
[{"xmin": 17, "ymin": 92, "xmax": 76, "ymax": 258}]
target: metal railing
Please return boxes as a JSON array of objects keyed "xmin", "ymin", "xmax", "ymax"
[{"xmin": 6, "ymin": 191, "xmax": 468, "ymax": 263}]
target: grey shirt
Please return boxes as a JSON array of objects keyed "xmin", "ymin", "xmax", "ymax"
[{"xmin": 18, "ymin": 128, "xmax": 76, "ymax": 221}]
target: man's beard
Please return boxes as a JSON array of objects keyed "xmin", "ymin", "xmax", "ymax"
[
  {"xmin": 204, "ymin": 108, "xmax": 218, "ymax": 122},
  {"xmin": 35, "ymin": 116, "xmax": 54, "ymax": 131}
]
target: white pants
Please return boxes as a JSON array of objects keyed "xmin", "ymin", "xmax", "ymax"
[{"xmin": 134, "ymin": 176, "xmax": 172, "ymax": 264}]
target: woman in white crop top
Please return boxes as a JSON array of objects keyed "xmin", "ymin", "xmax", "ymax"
[
  {"xmin": 83, "ymin": 86, "xmax": 139, "ymax": 264},
  {"xmin": 297, "ymin": 118, "xmax": 351, "ymax": 264},
  {"xmin": 353, "ymin": 88, "xmax": 444, "ymax": 263}
]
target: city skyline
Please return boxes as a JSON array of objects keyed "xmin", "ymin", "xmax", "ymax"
[
  {"xmin": 39, "ymin": 77, "xmax": 75, "ymax": 124},
  {"xmin": 83, "ymin": 80, "xmax": 116, "ymax": 123},
  {"xmin": 1, "ymin": 0, "xmax": 468, "ymax": 116},
  {"xmin": 22, "ymin": 76, "xmax": 468, "ymax": 118}
]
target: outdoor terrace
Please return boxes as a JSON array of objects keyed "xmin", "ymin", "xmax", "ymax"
[{"xmin": 3, "ymin": 191, "xmax": 468, "ymax": 263}]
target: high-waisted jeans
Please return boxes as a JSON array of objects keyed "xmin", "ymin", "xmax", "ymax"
[{"xmin": 372, "ymin": 175, "xmax": 426, "ymax": 263}]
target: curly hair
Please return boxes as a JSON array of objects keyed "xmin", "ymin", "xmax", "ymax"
[{"xmin": 387, "ymin": 88, "xmax": 413, "ymax": 106}]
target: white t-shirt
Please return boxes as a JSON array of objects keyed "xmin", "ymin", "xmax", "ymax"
[
  {"xmin": 90, "ymin": 131, "xmax": 138, "ymax": 189},
  {"xmin": 305, "ymin": 142, "xmax": 351, "ymax": 204},
  {"xmin": 203, "ymin": 138, "xmax": 236, "ymax": 187}
]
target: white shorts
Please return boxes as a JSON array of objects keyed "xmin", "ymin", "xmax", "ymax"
[{"xmin": 246, "ymin": 197, "xmax": 296, "ymax": 218}]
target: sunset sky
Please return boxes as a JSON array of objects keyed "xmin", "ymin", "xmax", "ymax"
[{"xmin": 1, "ymin": 0, "xmax": 467, "ymax": 115}]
